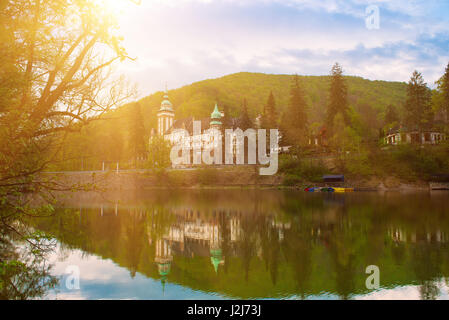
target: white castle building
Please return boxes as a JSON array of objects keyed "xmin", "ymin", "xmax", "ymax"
[
  {"xmin": 153, "ymin": 89, "xmax": 235, "ymax": 166},
  {"xmin": 152, "ymin": 88, "xmax": 281, "ymax": 173},
  {"xmin": 155, "ymin": 88, "xmax": 224, "ymax": 140}
]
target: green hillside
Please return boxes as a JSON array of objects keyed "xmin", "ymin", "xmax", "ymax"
[
  {"xmin": 49, "ymin": 72, "xmax": 410, "ymax": 171},
  {"xmin": 137, "ymin": 72, "xmax": 407, "ymax": 133}
]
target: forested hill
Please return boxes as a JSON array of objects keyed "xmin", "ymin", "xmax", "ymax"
[
  {"xmin": 53, "ymin": 72, "xmax": 409, "ymax": 171},
  {"xmin": 135, "ymin": 72, "xmax": 407, "ymax": 133}
]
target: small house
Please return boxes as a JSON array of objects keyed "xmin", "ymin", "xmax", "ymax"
[{"xmin": 384, "ymin": 126, "xmax": 445, "ymax": 145}]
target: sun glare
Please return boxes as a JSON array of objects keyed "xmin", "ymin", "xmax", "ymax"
[{"xmin": 95, "ymin": 0, "xmax": 140, "ymax": 16}]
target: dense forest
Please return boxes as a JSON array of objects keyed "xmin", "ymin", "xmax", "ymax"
[{"xmin": 140, "ymin": 72, "xmax": 408, "ymax": 128}]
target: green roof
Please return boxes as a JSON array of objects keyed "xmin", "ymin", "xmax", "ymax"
[
  {"xmin": 211, "ymin": 103, "xmax": 222, "ymax": 119},
  {"xmin": 159, "ymin": 91, "xmax": 174, "ymax": 111},
  {"xmin": 210, "ymin": 249, "xmax": 223, "ymax": 274},
  {"xmin": 158, "ymin": 262, "xmax": 171, "ymax": 276},
  {"xmin": 161, "ymin": 99, "xmax": 172, "ymax": 106}
]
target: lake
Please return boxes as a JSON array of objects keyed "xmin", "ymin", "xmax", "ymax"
[{"xmin": 26, "ymin": 189, "xmax": 449, "ymax": 299}]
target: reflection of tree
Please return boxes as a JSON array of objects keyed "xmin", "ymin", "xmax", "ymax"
[
  {"xmin": 0, "ymin": 226, "xmax": 58, "ymax": 300},
  {"xmin": 218, "ymin": 210, "xmax": 231, "ymax": 275},
  {"xmin": 282, "ymin": 221, "xmax": 312, "ymax": 298},
  {"xmin": 332, "ymin": 255, "xmax": 356, "ymax": 300},
  {"xmin": 259, "ymin": 216, "xmax": 271, "ymax": 272},
  {"xmin": 22, "ymin": 190, "xmax": 449, "ymax": 300},
  {"xmin": 240, "ymin": 213, "xmax": 257, "ymax": 283},
  {"xmin": 411, "ymin": 243, "xmax": 442, "ymax": 300},
  {"xmin": 125, "ymin": 209, "xmax": 145, "ymax": 278},
  {"xmin": 328, "ymin": 221, "xmax": 357, "ymax": 299},
  {"xmin": 267, "ymin": 226, "xmax": 280, "ymax": 286},
  {"xmin": 419, "ymin": 280, "xmax": 440, "ymax": 300}
]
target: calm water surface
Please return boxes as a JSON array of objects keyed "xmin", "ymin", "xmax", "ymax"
[{"xmin": 29, "ymin": 190, "xmax": 449, "ymax": 300}]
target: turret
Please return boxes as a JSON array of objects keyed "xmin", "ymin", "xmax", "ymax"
[
  {"xmin": 157, "ymin": 87, "xmax": 175, "ymax": 135},
  {"xmin": 210, "ymin": 103, "xmax": 222, "ymax": 130}
]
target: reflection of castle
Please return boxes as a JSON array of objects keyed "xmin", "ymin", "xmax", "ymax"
[
  {"xmin": 95, "ymin": 204, "xmax": 292, "ymax": 290},
  {"xmin": 389, "ymin": 227, "xmax": 448, "ymax": 243},
  {"xmin": 152, "ymin": 211, "xmax": 239, "ymax": 281},
  {"xmin": 149, "ymin": 208, "xmax": 294, "ymax": 289},
  {"xmin": 155, "ymin": 239, "xmax": 172, "ymax": 290}
]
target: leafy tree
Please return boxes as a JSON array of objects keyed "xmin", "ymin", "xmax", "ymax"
[
  {"xmin": 440, "ymin": 62, "xmax": 449, "ymax": 120},
  {"xmin": 0, "ymin": 237, "xmax": 58, "ymax": 299},
  {"xmin": 433, "ymin": 62, "xmax": 449, "ymax": 124},
  {"xmin": 281, "ymin": 75, "xmax": 308, "ymax": 150},
  {"xmin": 329, "ymin": 113, "xmax": 362, "ymax": 171},
  {"xmin": 403, "ymin": 70, "xmax": 433, "ymax": 130},
  {"xmin": 326, "ymin": 63, "xmax": 350, "ymax": 134},
  {"xmin": 147, "ymin": 135, "xmax": 171, "ymax": 169},
  {"xmin": 239, "ymin": 98, "xmax": 253, "ymax": 131},
  {"xmin": 0, "ymin": 0, "xmax": 133, "ymax": 273},
  {"xmin": 109, "ymin": 124, "xmax": 125, "ymax": 163},
  {"xmin": 96, "ymin": 121, "xmax": 124, "ymax": 167},
  {"xmin": 129, "ymin": 102, "xmax": 147, "ymax": 166}
]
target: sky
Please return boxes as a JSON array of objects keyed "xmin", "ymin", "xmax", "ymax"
[{"xmin": 106, "ymin": 0, "xmax": 449, "ymax": 97}]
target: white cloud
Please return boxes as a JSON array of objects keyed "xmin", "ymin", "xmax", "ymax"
[{"xmin": 108, "ymin": 0, "xmax": 449, "ymax": 95}]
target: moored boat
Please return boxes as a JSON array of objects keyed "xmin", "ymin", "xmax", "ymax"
[
  {"xmin": 304, "ymin": 187, "xmax": 354, "ymax": 192},
  {"xmin": 333, "ymin": 187, "xmax": 354, "ymax": 193}
]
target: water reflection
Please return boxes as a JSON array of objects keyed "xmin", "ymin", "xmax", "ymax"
[
  {"xmin": 0, "ymin": 224, "xmax": 58, "ymax": 300},
  {"xmin": 30, "ymin": 190, "xmax": 449, "ymax": 300}
]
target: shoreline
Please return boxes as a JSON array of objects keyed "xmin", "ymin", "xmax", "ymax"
[{"xmin": 39, "ymin": 170, "xmax": 448, "ymax": 192}]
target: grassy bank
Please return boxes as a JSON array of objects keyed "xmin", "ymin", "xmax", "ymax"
[
  {"xmin": 42, "ymin": 144, "xmax": 449, "ymax": 191},
  {"xmin": 279, "ymin": 143, "xmax": 449, "ymax": 188}
]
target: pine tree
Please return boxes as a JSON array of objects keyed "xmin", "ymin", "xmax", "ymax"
[
  {"xmin": 261, "ymin": 91, "xmax": 277, "ymax": 129},
  {"xmin": 404, "ymin": 70, "xmax": 433, "ymax": 130},
  {"xmin": 221, "ymin": 104, "xmax": 232, "ymax": 129},
  {"xmin": 129, "ymin": 102, "xmax": 147, "ymax": 166},
  {"xmin": 443, "ymin": 63, "xmax": 449, "ymax": 111},
  {"xmin": 438, "ymin": 62, "xmax": 449, "ymax": 123},
  {"xmin": 239, "ymin": 98, "xmax": 253, "ymax": 131},
  {"xmin": 326, "ymin": 63, "xmax": 350, "ymax": 133},
  {"xmin": 281, "ymin": 75, "xmax": 308, "ymax": 148}
]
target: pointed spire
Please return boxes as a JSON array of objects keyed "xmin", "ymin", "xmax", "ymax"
[
  {"xmin": 211, "ymin": 103, "xmax": 222, "ymax": 119},
  {"xmin": 210, "ymin": 248, "xmax": 223, "ymax": 274},
  {"xmin": 159, "ymin": 83, "xmax": 173, "ymax": 112},
  {"xmin": 161, "ymin": 276, "xmax": 166, "ymax": 295},
  {"xmin": 163, "ymin": 83, "xmax": 169, "ymax": 99}
]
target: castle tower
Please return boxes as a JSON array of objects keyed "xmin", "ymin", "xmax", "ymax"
[
  {"xmin": 157, "ymin": 88, "xmax": 175, "ymax": 135},
  {"xmin": 210, "ymin": 103, "xmax": 222, "ymax": 130}
]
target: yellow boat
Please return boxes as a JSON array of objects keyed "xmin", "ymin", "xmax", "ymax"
[{"xmin": 333, "ymin": 187, "xmax": 354, "ymax": 193}]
